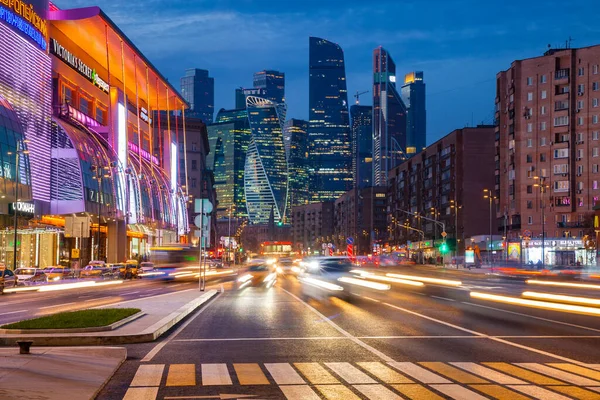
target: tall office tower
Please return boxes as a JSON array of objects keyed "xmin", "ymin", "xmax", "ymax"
[
  {"xmin": 235, "ymin": 87, "xmax": 267, "ymax": 109},
  {"xmin": 244, "ymin": 97, "xmax": 288, "ymax": 224},
  {"xmin": 401, "ymin": 71, "xmax": 427, "ymax": 156},
  {"xmin": 253, "ymin": 70, "xmax": 285, "ymax": 104},
  {"xmin": 284, "ymin": 119, "xmax": 309, "ymax": 208},
  {"xmin": 372, "ymin": 47, "xmax": 407, "ymax": 186},
  {"xmin": 351, "ymin": 105, "xmax": 373, "ymax": 189},
  {"xmin": 308, "ymin": 37, "xmax": 352, "ymax": 201},
  {"xmin": 180, "ymin": 68, "xmax": 214, "ymax": 123},
  {"xmin": 206, "ymin": 108, "xmax": 251, "ymax": 218}
]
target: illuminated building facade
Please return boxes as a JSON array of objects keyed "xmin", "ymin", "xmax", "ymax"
[
  {"xmin": 180, "ymin": 68, "xmax": 214, "ymax": 124},
  {"xmin": 284, "ymin": 119, "xmax": 309, "ymax": 208},
  {"xmin": 244, "ymin": 96, "xmax": 288, "ymax": 224},
  {"xmin": 372, "ymin": 47, "xmax": 407, "ymax": 186},
  {"xmin": 207, "ymin": 108, "xmax": 251, "ymax": 218},
  {"xmin": 351, "ymin": 104, "xmax": 373, "ymax": 189},
  {"xmin": 401, "ymin": 71, "xmax": 427, "ymax": 156},
  {"xmin": 253, "ymin": 70, "xmax": 285, "ymax": 104},
  {"xmin": 234, "ymin": 87, "xmax": 266, "ymax": 110},
  {"xmin": 308, "ymin": 37, "xmax": 352, "ymax": 201}
]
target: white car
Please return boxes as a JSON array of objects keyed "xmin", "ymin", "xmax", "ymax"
[
  {"xmin": 140, "ymin": 262, "xmax": 155, "ymax": 273},
  {"xmin": 14, "ymin": 268, "xmax": 47, "ymax": 285}
]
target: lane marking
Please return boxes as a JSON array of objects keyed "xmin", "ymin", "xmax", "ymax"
[
  {"xmin": 508, "ymin": 384, "xmax": 573, "ymax": 400},
  {"xmin": 39, "ymin": 302, "xmax": 75, "ymax": 309},
  {"xmin": 430, "ymin": 296, "xmax": 455, "ymax": 302},
  {"xmin": 469, "ymin": 384, "xmax": 533, "ymax": 400},
  {"xmin": 356, "ymin": 362, "xmax": 413, "ymax": 384},
  {"xmin": 430, "ymin": 384, "xmax": 489, "ymax": 400},
  {"xmin": 281, "ymin": 287, "xmax": 395, "ymax": 363},
  {"xmin": 450, "ymin": 362, "xmax": 527, "ymax": 384},
  {"xmin": 166, "ymin": 364, "xmax": 196, "ymax": 386},
  {"xmin": 141, "ymin": 292, "xmax": 220, "ymax": 362},
  {"xmin": 382, "ymin": 300, "xmax": 596, "ymax": 367},
  {"xmin": 0, "ymin": 310, "xmax": 27, "ymax": 316},
  {"xmin": 550, "ymin": 385, "xmax": 600, "ymax": 399},
  {"xmin": 516, "ymin": 363, "xmax": 600, "ymax": 385},
  {"xmin": 361, "ymin": 296, "xmax": 381, "ymax": 302},
  {"xmin": 353, "ymin": 384, "xmax": 403, "ymax": 400},
  {"xmin": 388, "ymin": 362, "xmax": 451, "ymax": 384},
  {"xmin": 174, "ymin": 337, "xmax": 346, "ymax": 342},
  {"xmin": 264, "ymin": 363, "xmax": 305, "ymax": 385},
  {"xmin": 280, "ymin": 385, "xmax": 321, "ymax": 400},
  {"xmin": 316, "ymin": 384, "xmax": 361, "ymax": 400},
  {"xmin": 201, "ymin": 363, "xmax": 232, "ymax": 386},
  {"xmin": 325, "ymin": 362, "xmax": 377, "ymax": 384},
  {"xmin": 588, "ymin": 387, "xmax": 600, "ymax": 393},
  {"xmin": 391, "ymin": 383, "xmax": 445, "ymax": 399},
  {"xmin": 121, "ymin": 291, "xmax": 141, "ymax": 296},
  {"xmin": 548, "ymin": 363, "xmax": 600, "ymax": 381},
  {"xmin": 130, "ymin": 364, "xmax": 165, "ymax": 387},
  {"xmin": 294, "ymin": 363, "xmax": 339, "ymax": 384},
  {"xmin": 482, "ymin": 362, "xmax": 565, "ymax": 385},
  {"xmin": 122, "ymin": 387, "xmax": 159, "ymax": 400},
  {"xmin": 233, "ymin": 363, "xmax": 270, "ymax": 385},
  {"xmin": 419, "ymin": 362, "xmax": 489, "ymax": 384}
]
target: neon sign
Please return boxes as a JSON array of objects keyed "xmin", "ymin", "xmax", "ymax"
[
  {"xmin": 50, "ymin": 38, "xmax": 109, "ymax": 93},
  {"xmin": 128, "ymin": 142, "xmax": 159, "ymax": 165},
  {"xmin": 139, "ymin": 107, "xmax": 152, "ymax": 125},
  {"xmin": 0, "ymin": 1, "xmax": 47, "ymax": 51}
]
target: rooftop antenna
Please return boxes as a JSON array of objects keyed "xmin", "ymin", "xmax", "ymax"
[{"xmin": 567, "ymin": 36, "xmax": 573, "ymax": 49}]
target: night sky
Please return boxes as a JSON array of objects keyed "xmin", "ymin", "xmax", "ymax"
[{"xmin": 63, "ymin": 0, "xmax": 599, "ymax": 144}]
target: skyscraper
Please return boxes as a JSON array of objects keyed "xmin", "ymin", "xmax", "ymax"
[
  {"xmin": 308, "ymin": 37, "xmax": 352, "ymax": 201},
  {"xmin": 284, "ymin": 119, "xmax": 309, "ymax": 208},
  {"xmin": 372, "ymin": 47, "xmax": 407, "ymax": 186},
  {"xmin": 180, "ymin": 68, "xmax": 214, "ymax": 123},
  {"xmin": 401, "ymin": 71, "xmax": 426, "ymax": 156},
  {"xmin": 253, "ymin": 70, "xmax": 285, "ymax": 104},
  {"xmin": 206, "ymin": 108, "xmax": 251, "ymax": 218},
  {"xmin": 244, "ymin": 96, "xmax": 288, "ymax": 224},
  {"xmin": 235, "ymin": 87, "xmax": 267, "ymax": 109},
  {"xmin": 351, "ymin": 105, "xmax": 373, "ymax": 189}
]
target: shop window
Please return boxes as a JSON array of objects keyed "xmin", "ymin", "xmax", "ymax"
[
  {"xmin": 80, "ymin": 97, "xmax": 91, "ymax": 116},
  {"xmin": 96, "ymin": 107, "xmax": 106, "ymax": 125},
  {"xmin": 62, "ymin": 85, "xmax": 74, "ymax": 105}
]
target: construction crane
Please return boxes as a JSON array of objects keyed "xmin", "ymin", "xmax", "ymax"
[{"xmin": 354, "ymin": 90, "xmax": 369, "ymax": 105}]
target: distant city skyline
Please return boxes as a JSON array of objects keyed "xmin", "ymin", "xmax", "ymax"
[{"xmin": 61, "ymin": 0, "xmax": 600, "ymax": 144}]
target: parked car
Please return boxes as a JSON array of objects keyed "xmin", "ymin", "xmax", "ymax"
[
  {"xmin": 0, "ymin": 267, "xmax": 17, "ymax": 293},
  {"xmin": 120, "ymin": 263, "xmax": 139, "ymax": 279},
  {"xmin": 14, "ymin": 268, "xmax": 47, "ymax": 285},
  {"xmin": 103, "ymin": 264, "xmax": 123, "ymax": 279},
  {"xmin": 43, "ymin": 266, "xmax": 73, "ymax": 281},
  {"xmin": 80, "ymin": 265, "xmax": 106, "ymax": 278}
]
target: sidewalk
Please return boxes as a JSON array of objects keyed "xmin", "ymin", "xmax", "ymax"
[
  {"xmin": 0, "ymin": 288, "xmax": 218, "ymax": 346},
  {"xmin": 0, "ymin": 346, "xmax": 126, "ymax": 400}
]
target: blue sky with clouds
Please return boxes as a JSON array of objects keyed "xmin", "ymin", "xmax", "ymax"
[{"xmin": 62, "ymin": 0, "xmax": 599, "ymax": 144}]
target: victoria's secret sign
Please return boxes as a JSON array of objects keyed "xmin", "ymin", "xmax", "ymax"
[{"xmin": 50, "ymin": 38, "xmax": 109, "ymax": 93}]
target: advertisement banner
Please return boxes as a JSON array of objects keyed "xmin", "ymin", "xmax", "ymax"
[{"xmin": 507, "ymin": 242, "xmax": 521, "ymax": 261}]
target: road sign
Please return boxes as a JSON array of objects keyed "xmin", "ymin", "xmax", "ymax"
[
  {"xmin": 329, "ymin": 248, "xmax": 333, "ymax": 256},
  {"xmin": 194, "ymin": 214, "xmax": 209, "ymax": 228},
  {"xmin": 522, "ymin": 229, "xmax": 532, "ymax": 238},
  {"xmin": 327, "ymin": 243, "xmax": 333, "ymax": 249},
  {"xmin": 346, "ymin": 237, "xmax": 354, "ymax": 245},
  {"xmin": 347, "ymin": 244, "xmax": 354, "ymax": 258},
  {"xmin": 71, "ymin": 248, "xmax": 80, "ymax": 259},
  {"xmin": 441, "ymin": 231, "xmax": 447, "ymax": 238},
  {"xmin": 194, "ymin": 198, "xmax": 213, "ymax": 214}
]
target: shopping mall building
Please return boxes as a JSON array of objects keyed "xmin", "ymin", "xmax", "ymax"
[{"xmin": 0, "ymin": 1, "xmax": 192, "ymax": 268}]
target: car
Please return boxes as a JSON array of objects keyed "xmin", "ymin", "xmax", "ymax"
[
  {"xmin": 139, "ymin": 262, "xmax": 155, "ymax": 273},
  {"xmin": 80, "ymin": 265, "xmax": 106, "ymax": 278},
  {"xmin": 275, "ymin": 258, "xmax": 295, "ymax": 274},
  {"xmin": 0, "ymin": 267, "xmax": 17, "ymax": 293},
  {"xmin": 236, "ymin": 263, "xmax": 277, "ymax": 288},
  {"xmin": 103, "ymin": 264, "xmax": 123, "ymax": 279},
  {"xmin": 43, "ymin": 266, "xmax": 73, "ymax": 281},
  {"xmin": 120, "ymin": 263, "xmax": 139, "ymax": 279},
  {"xmin": 14, "ymin": 268, "xmax": 47, "ymax": 285}
]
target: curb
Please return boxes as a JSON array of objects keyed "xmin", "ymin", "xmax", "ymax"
[
  {"xmin": 0, "ymin": 290, "xmax": 218, "ymax": 346},
  {"xmin": 0, "ymin": 311, "xmax": 145, "ymax": 335}
]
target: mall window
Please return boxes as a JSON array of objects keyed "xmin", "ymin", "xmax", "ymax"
[
  {"xmin": 79, "ymin": 96, "xmax": 91, "ymax": 116},
  {"xmin": 96, "ymin": 106, "xmax": 106, "ymax": 125}
]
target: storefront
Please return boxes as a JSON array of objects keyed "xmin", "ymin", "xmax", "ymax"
[{"xmin": 509, "ymin": 238, "xmax": 593, "ymax": 266}]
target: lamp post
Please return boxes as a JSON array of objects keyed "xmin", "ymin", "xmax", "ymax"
[
  {"xmin": 533, "ymin": 176, "xmax": 549, "ymax": 269},
  {"xmin": 450, "ymin": 200, "xmax": 461, "ymax": 256},
  {"xmin": 483, "ymin": 189, "xmax": 497, "ymax": 268},
  {"xmin": 8, "ymin": 140, "xmax": 29, "ymax": 270},
  {"xmin": 402, "ymin": 223, "xmax": 425, "ymax": 264}
]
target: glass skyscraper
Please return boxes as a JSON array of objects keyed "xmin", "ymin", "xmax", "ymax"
[
  {"xmin": 253, "ymin": 70, "xmax": 285, "ymax": 104},
  {"xmin": 308, "ymin": 37, "xmax": 352, "ymax": 201},
  {"xmin": 206, "ymin": 108, "xmax": 251, "ymax": 218},
  {"xmin": 372, "ymin": 47, "xmax": 407, "ymax": 186},
  {"xmin": 284, "ymin": 119, "xmax": 309, "ymax": 208},
  {"xmin": 351, "ymin": 105, "xmax": 373, "ymax": 189},
  {"xmin": 180, "ymin": 68, "xmax": 214, "ymax": 124},
  {"xmin": 244, "ymin": 96, "xmax": 288, "ymax": 224},
  {"xmin": 401, "ymin": 71, "xmax": 427, "ymax": 156}
]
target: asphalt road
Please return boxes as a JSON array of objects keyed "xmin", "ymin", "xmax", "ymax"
[{"xmin": 98, "ymin": 269, "xmax": 600, "ymax": 400}]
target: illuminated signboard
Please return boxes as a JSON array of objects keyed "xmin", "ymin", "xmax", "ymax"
[
  {"xmin": 170, "ymin": 142, "xmax": 177, "ymax": 192},
  {"xmin": 9, "ymin": 201, "xmax": 35, "ymax": 215},
  {"xmin": 139, "ymin": 107, "xmax": 152, "ymax": 125},
  {"xmin": 0, "ymin": 0, "xmax": 48, "ymax": 51},
  {"xmin": 49, "ymin": 38, "xmax": 109, "ymax": 93},
  {"xmin": 128, "ymin": 142, "xmax": 159, "ymax": 165}
]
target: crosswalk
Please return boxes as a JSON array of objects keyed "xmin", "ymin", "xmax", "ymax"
[{"xmin": 123, "ymin": 360, "xmax": 600, "ymax": 399}]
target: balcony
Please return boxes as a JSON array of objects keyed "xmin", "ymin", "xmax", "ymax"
[
  {"xmin": 556, "ymin": 221, "xmax": 591, "ymax": 228},
  {"xmin": 555, "ymin": 69, "xmax": 569, "ymax": 80}
]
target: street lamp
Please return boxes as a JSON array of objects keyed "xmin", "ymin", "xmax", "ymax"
[
  {"xmin": 450, "ymin": 200, "xmax": 462, "ymax": 256},
  {"xmin": 91, "ymin": 165, "xmax": 110, "ymax": 261},
  {"xmin": 533, "ymin": 176, "xmax": 549, "ymax": 269},
  {"xmin": 483, "ymin": 189, "xmax": 497, "ymax": 267},
  {"xmin": 7, "ymin": 139, "xmax": 30, "ymax": 270}
]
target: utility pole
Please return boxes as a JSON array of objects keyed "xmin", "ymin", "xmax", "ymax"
[
  {"xmin": 533, "ymin": 176, "xmax": 548, "ymax": 269},
  {"xmin": 483, "ymin": 189, "xmax": 497, "ymax": 268}
]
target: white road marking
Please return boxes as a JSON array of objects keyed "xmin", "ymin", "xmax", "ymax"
[
  {"xmin": 264, "ymin": 363, "xmax": 305, "ymax": 385},
  {"xmin": 382, "ymin": 301, "xmax": 595, "ymax": 367},
  {"xmin": 353, "ymin": 384, "xmax": 403, "ymax": 399},
  {"xmin": 430, "ymin": 384, "xmax": 489, "ymax": 400},
  {"xmin": 141, "ymin": 292, "xmax": 220, "ymax": 363},
  {"xmin": 588, "ymin": 386, "xmax": 600, "ymax": 393},
  {"xmin": 39, "ymin": 302, "xmax": 75, "ymax": 309},
  {"xmin": 507, "ymin": 385, "xmax": 573, "ymax": 400},
  {"xmin": 122, "ymin": 387, "xmax": 159, "ymax": 400},
  {"xmin": 387, "ymin": 362, "xmax": 451, "ymax": 384},
  {"xmin": 175, "ymin": 337, "xmax": 346, "ymax": 342},
  {"xmin": 516, "ymin": 363, "xmax": 600, "ymax": 385},
  {"xmin": 201, "ymin": 363, "xmax": 232, "ymax": 386},
  {"xmin": 588, "ymin": 364, "xmax": 600, "ymax": 371},
  {"xmin": 0, "ymin": 310, "xmax": 27, "ymax": 316},
  {"xmin": 121, "ymin": 291, "xmax": 141, "ymax": 296},
  {"xmin": 281, "ymin": 288, "xmax": 395, "ymax": 363},
  {"xmin": 361, "ymin": 296, "xmax": 380, "ymax": 302},
  {"xmin": 325, "ymin": 362, "xmax": 377, "ymax": 384},
  {"xmin": 130, "ymin": 364, "xmax": 165, "ymax": 387},
  {"xmin": 450, "ymin": 362, "xmax": 527, "ymax": 384},
  {"xmin": 279, "ymin": 385, "xmax": 321, "ymax": 400},
  {"xmin": 430, "ymin": 295, "xmax": 455, "ymax": 302}
]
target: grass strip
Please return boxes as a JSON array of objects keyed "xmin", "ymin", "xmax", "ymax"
[{"xmin": 1, "ymin": 308, "xmax": 140, "ymax": 330}]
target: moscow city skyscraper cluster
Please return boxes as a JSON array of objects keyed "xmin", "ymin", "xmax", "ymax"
[{"xmin": 183, "ymin": 37, "xmax": 426, "ymax": 226}]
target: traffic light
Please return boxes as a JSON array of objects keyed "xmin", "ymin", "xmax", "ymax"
[
  {"xmin": 277, "ymin": 221, "xmax": 283, "ymax": 226},
  {"xmin": 439, "ymin": 242, "xmax": 449, "ymax": 254}
]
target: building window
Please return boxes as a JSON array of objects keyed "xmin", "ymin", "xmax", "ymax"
[
  {"xmin": 553, "ymin": 181, "xmax": 570, "ymax": 192},
  {"xmin": 526, "ymin": 154, "xmax": 532, "ymax": 163},
  {"xmin": 554, "ymin": 149, "xmax": 569, "ymax": 158},
  {"xmin": 540, "ymin": 137, "xmax": 547, "ymax": 146},
  {"xmin": 578, "ymin": 181, "xmax": 584, "ymax": 190},
  {"xmin": 80, "ymin": 97, "xmax": 91, "ymax": 116},
  {"xmin": 554, "ymin": 116, "xmax": 569, "ymax": 126},
  {"xmin": 528, "ymin": 216, "xmax": 533, "ymax": 225},
  {"xmin": 578, "ymin": 117, "xmax": 584, "ymax": 126},
  {"xmin": 578, "ymin": 100, "xmax": 584, "ymax": 109},
  {"xmin": 527, "ymin": 77, "xmax": 533, "ymax": 86},
  {"xmin": 578, "ymin": 67, "xmax": 585, "ymax": 76},
  {"xmin": 527, "ymin": 138, "xmax": 533, "ymax": 147},
  {"xmin": 594, "ymin": 131, "xmax": 600, "ymax": 140},
  {"xmin": 594, "ymin": 82, "xmax": 600, "ymax": 91},
  {"xmin": 527, "ymin": 201, "xmax": 533, "ymax": 209},
  {"xmin": 578, "ymin": 84, "xmax": 585, "ymax": 94},
  {"xmin": 527, "ymin": 92, "xmax": 533, "ymax": 101},
  {"xmin": 594, "ymin": 164, "xmax": 599, "ymax": 173},
  {"xmin": 191, "ymin": 142, "xmax": 197, "ymax": 151},
  {"xmin": 541, "ymin": 90, "xmax": 547, "ymax": 99},
  {"xmin": 191, "ymin": 159, "xmax": 197, "ymax": 170},
  {"xmin": 541, "ymin": 105, "xmax": 546, "ymax": 115},
  {"xmin": 594, "ymin": 180, "xmax": 599, "ymax": 190},
  {"xmin": 527, "ymin": 123, "xmax": 533, "ymax": 133},
  {"xmin": 594, "ymin": 148, "xmax": 599, "ymax": 157},
  {"xmin": 577, "ymin": 132, "xmax": 584, "ymax": 142},
  {"xmin": 541, "ymin": 74, "xmax": 547, "ymax": 83},
  {"xmin": 527, "ymin": 185, "xmax": 533, "ymax": 194},
  {"xmin": 594, "ymin": 98, "xmax": 599, "ymax": 108},
  {"xmin": 579, "ymin": 198, "xmax": 584, "ymax": 207},
  {"xmin": 540, "ymin": 153, "xmax": 546, "ymax": 162},
  {"xmin": 578, "ymin": 165, "xmax": 584, "ymax": 175},
  {"xmin": 577, "ymin": 149, "xmax": 584, "ymax": 159},
  {"xmin": 594, "ymin": 65, "xmax": 599, "ymax": 75},
  {"xmin": 554, "ymin": 164, "xmax": 568, "ymax": 174},
  {"xmin": 594, "ymin": 115, "xmax": 599, "ymax": 124},
  {"xmin": 541, "ymin": 121, "xmax": 547, "ymax": 131},
  {"xmin": 96, "ymin": 107, "xmax": 106, "ymax": 125}
]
